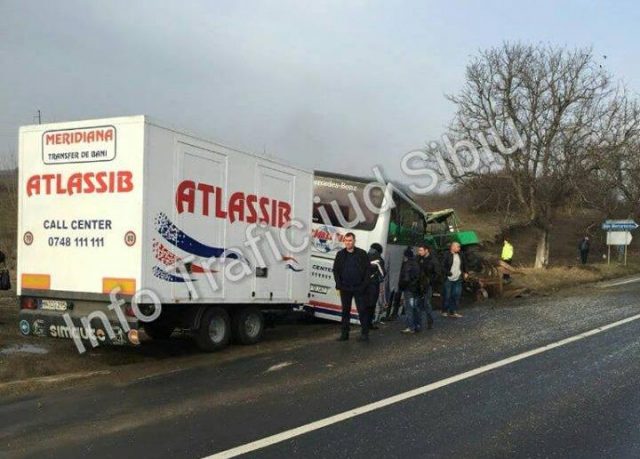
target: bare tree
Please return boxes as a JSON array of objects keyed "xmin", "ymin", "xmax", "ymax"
[{"xmin": 445, "ymin": 43, "xmax": 640, "ymax": 267}]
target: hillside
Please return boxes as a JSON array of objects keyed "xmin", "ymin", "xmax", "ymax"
[{"xmin": 417, "ymin": 193, "xmax": 639, "ymax": 268}]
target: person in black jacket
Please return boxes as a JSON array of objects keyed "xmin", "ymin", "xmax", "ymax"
[
  {"xmin": 417, "ymin": 243, "xmax": 438, "ymax": 329},
  {"xmin": 578, "ymin": 236, "xmax": 591, "ymax": 265},
  {"xmin": 441, "ymin": 242, "xmax": 468, "ymax": 318},
  {"xmin": 399, "ymin": 247, "xmax": 422, "ymax": 333},
  {"xmin": 366, "ymin": 243, "xmax": 386, "ymax": 329},
  {"xmin": 332, "ymin": 232, "xmax": 371, "ymax": 341}
]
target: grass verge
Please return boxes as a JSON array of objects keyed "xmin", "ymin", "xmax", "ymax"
[{"xmin": 510, "ymin": 262, "xmax": 640, "ymax": 293}]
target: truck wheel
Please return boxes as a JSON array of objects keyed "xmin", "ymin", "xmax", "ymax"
[
  {"xmin": 232, "ymin": 307, "xmax": 265, "ymax": 345},
  {"xmin": 144, "ymin": 321, "xmax": 175, "ymax": 340},
  {"xmin": 195, "ymin": 307, "xmax": 231, "ymax": 352}
]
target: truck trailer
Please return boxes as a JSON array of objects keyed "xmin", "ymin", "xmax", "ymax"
[{"xmin": 17, "ymin": 116, "xmax": 313, "ymax": 351}]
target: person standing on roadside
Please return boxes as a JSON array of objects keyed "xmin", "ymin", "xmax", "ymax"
[
  {"xmin": 579, "ymin": 236, "xmax": 591, "ymax": 265},
  {"xmin": 366, "ymin": 243, "xmax": 386, "ymax": 329},
  {"xmin": 442, "ymin": 242, "xmax": 468, "ymax": 318},
  {"xmin": 399, "ymin": 247, "xmax": 422, "ymax": 334},
  {"xmin": 332, "ymin": 233, "xmax": 370, "ymax": 342},
  {"xmin": 417, "ymin": 243, "xmax": 437, "ymax": 330},
  {"xmin": 501, "ymin": 236, "xmax": 514, "ymax": 282}
]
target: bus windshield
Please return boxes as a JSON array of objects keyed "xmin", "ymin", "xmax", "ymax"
[{"xmin": 312, "ymin": 175, "xmax": 385, "ymax": 231}]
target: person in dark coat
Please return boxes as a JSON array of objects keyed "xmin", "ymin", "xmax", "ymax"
[
  {"xmin": 399, "ymin": 247, "xmax": 422, "ymax": 333},
  {"xmin": 579, "ymin": 236, "xmax": 591, "ymax": 265},
  {"xmin": 366, "ymin": 243, "xmax": 386, "ymax": 329},
  {"xmin": 332, "ymin": 232, "xmax": 371, "ymax": 341},
  {"xmin": 441, "ymin": 242, "xmax": 468, "ymax": 318},
  {"xmin": 417, "ymin": 243, "xmax": 438, "ymax": 329}
]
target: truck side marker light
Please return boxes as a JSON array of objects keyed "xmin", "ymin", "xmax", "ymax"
[{"xmin": 102, "ymin": 278, "xmax": 136, "ymax": 295}]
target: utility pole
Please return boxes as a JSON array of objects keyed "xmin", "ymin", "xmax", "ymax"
[{"xmin": 37, "ymin": 110, "xmax": 41, "ymax": 124}]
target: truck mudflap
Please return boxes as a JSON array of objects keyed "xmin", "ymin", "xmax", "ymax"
[{"xmin": 18, "ymin": 309, "xmax": 139, "ymax": 347}]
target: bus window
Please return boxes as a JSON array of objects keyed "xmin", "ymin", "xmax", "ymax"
[
  {"xmin": 387, "ymin": 204, "xmax": 400, "ymax": 243},
  {"xmin": 388, "ymin": 193, "xmax": 426, "ymax": 245},
  {"xmin": 313, "ymin": 175, "xmax": 384, "ymax": 231}
]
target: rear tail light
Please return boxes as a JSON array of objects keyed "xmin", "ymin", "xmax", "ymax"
[
  {"xmin": 20, "ymin": 297, "xmax": 37, "ymax": 310},
  {"xmin": 124, "ymin": 304, "xmax": 136, "ymax": 318}
]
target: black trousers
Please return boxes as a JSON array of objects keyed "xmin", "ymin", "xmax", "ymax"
[
  {"xmin": 366, "ymin": 282, "xmax": 381, "ymax": 326},
  {"xmin": 340, "ymin": 289, "xmax": 369, "ymax": 336},
  {"xmin": 502, "ymin": 258, "xmax": 512, "ymax": 279},
  {"xmin": 580, "ymin": 250, "xmax": 589, "ymax": 264}
]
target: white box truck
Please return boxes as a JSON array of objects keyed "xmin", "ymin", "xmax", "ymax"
[{"xmin": 17, "ymin": 116, "xmax": 313, "ymax": 351}]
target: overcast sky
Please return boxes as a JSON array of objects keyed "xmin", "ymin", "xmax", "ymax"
[{"xmin": 1, "ymin": 0, "xmax": 639, "ymax": 180}]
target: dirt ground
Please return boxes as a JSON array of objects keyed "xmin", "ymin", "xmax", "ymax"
[
  {"xmin": 0, "ymin": 292, "xmax": 147, "ymax": 382},
  {"xmin": 0, "ymin": 288, "xmax": 340, "ymax": 390}
]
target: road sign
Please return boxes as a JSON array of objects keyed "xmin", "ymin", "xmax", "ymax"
[
  {"xmin": 602, "ymin": 219, "xmax": 639, "ymax": 231},
  {"xmin": 606, "ymin": 231, "xmax": 633, "ymax": 246}
]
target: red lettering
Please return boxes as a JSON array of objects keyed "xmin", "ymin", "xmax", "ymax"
[
  {"xmin": 95, "ymin": 172, "xmax": 108, "ymax": 193},
  {"xmin": 43, "ymin": 128, "xmax": 116, "ymax": 145},
  {"xmin": 108, "ymin": 171, "xmax": 115, "ymax": 192},
  {"xmin": 67, "ymin": 173, "xmax": 82, "ymax": 195},
  {"xmin": 24, "ymin": 170, "xmax": 134, "ymax": 197},
  {"xmin": 196, "ymin": 183, "xmax": 214, "ymax": 216},
  {"xmin": 270, "ymin": 199, "xmax": 277, "ymax": 227},
  {"xmin": 228, "ymin": 192, "xmax": 245, "ymax": 223},
  {"xmin": 83, "ymin": 173, "xmax": 95, "ymax": 193},
  {"xmin": 278, "ymin": 202, "xmax": 291, "ymax": 227},
  {"xmin": 214, "ymin": 187, "xmax": 227, "ymax": 219},
  {"xmin": 172, "ymin": 180, "xmax": 292, "ymax": 228},
  {"xmin": 258, "ymin": 197, "xmax": 270, "ymax": 224},
  {"xmin": 246, "ymin": 195, "xmax": 258, "ymax": 223},
  {"xmin": 42, "ymin": 174, "xmax": 54, "ymax": 195},
  {"xmin": 118, "ymin": 171, "xmax": 133, "ymax": 192},
  {"xmin": 55, "ymin": 174, "xmax": 66, "ymax": 194},
  {"xmin": 26, "ymin": 175, "xmax": 40, "ymax": 196},
  {"xmin": 176, "ymin": 180, "xmax": 196, "ymax": 214}
]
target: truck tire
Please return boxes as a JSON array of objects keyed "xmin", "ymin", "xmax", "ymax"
[
  {"xmin": 232, "ymin": 306, "xmax": 265, "ymax": 345},
  {"xmin": 195, "ymin": 307, "xmax": 231, "ymax": 352},
  {"xmin": 144, "ymin": 321, "xmax": 175, "ymax": 340}
]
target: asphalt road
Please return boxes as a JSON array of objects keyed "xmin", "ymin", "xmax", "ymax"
[{"xmin": 2, "ymin": 278, "xmax": 640, "ymax": 458}]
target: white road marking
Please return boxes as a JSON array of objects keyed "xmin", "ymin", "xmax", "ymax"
[
  {"xmin": 599, "ymin": 277, "xmax": 640, "ymax": 288},
  {"xmin": 204, "ymin": 312, "xmax": 640, "ymax": 459},
  {"xmin": 265, "ymin": 362, "xmax": 293, "ymax": 373}
]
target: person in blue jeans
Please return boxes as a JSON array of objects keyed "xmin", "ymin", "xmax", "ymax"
[
  {"xmin": 399, "ymin": 247, "xmax": 422, "ymax": 333},
  {"xmin": 441, "ymin": 242, "xmax": 468, "ymax": 318}
]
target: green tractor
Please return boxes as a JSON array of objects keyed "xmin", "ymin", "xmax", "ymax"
[
  {"xmin": 422, "ymin": 209, "xmax": 483, "ymax": 271},
  {"xmin": 387, "ymin": 205, "xmax": 484, "ymax": 273}
]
